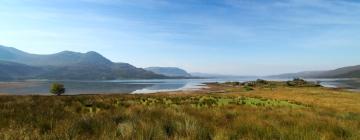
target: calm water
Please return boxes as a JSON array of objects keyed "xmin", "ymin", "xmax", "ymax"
[{"xmin": 0, "ymin": 78, "xmax": 359, "ymax": 95}]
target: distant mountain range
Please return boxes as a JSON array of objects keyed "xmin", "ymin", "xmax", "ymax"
[
  {"xmin": 1, "ymin": 45, "xmax": 359, "ymax": 80},
  {"xmin": 0, "ymin": 45, "xmax": 167, "ymax": 80},
  {"xmin": 190, "ymin": 72, "xmax": 257, "ymax": 78},
  {"xmin": 145, "ymin": 67, "xmax": 192, "ymax": 77},
  {"xmin": 269, "ymin": 65, "xmax": 360, "ymax": 78}
]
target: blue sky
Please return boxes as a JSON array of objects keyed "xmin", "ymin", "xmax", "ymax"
[{"xmin": 0, "ymin": 0, "xmax": 360, "ymax": 75}]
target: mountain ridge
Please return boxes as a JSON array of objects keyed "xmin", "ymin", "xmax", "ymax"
[
  {"xmin": 0, "ymin": 46, "xmax": 114, "ymax": 66},
  {"xmin": 0, "ymin": 45, "xmax": 167, "ymax": 80},
  {"xmin": 268, "ymin": 65, "xmax": 360, "ymax": 78},
  {"xmin": 145, "ymin": 67, "xmax": 192, "ymax": 77}
]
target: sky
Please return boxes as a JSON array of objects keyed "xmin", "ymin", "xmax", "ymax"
[{"xmin": 0, "ymin": 0, "xmax": 360, "ymax": 76}]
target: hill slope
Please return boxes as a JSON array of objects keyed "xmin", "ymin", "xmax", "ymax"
[
  {"xmin": 0, "ymin": 45, "xmax": 112, "ymax": 66},
  {"xmin": 0, "ymin": 45, "xmax": 166, "ymax": 80},
  {"xmin": 0, "ymin": 60, "xmax": 43, "ymax": 80},
  {"xmin": 145, "ymin": 67, "xmax": 191, "ymax": 77},
  {"xmin": 324, "ymin": 65, "xmax": 360, "ymax": 78},
  {"xmin": 269, "ymin": 65, "xmax": 360, "ymax": 78}
]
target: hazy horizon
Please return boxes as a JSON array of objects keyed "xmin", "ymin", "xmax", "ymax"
[{"xmin": 1, "ymin": 0, "xmax": 360, "ymax": 75}]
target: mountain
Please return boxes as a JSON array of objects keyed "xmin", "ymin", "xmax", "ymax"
[
  {"xmin": 0, "ymin": 60, "xmax": 43, "ymax": 80},
  {"xmin": 38, "ymin": 62, "xmax": 164, "ymax": 80},
  {"xmin": 190, "ymin": 72, "xmax": 233, "ymax": 78},
  {"xmin": 145, "ymin": 67, "xmax": 192, "ymax": 77},
  {"xmin": 269, "ymin": 65, "xmax": 360, "ymax": 78},
  {"xmin": 0, "ymin": 45, "xmax": 167, "ymax": 80},
  {"xmin": 323, "ymin": 65, "xmax": 360, "ymax": 78},
  {"xmin": 190, "ymin": 72, "xmax": 258, "ymax": 79},
  {"xmin": 0, "ymin": 45, "xmax": 113, "ymax": 66},
  {"xmin": 267, "ymin": 71, "xmax": 325, "ymax": 79}
]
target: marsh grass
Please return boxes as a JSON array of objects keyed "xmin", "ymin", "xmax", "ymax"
[{"xmin": 0, "ymin": 82, "xmax": 360, "ymax": 139}]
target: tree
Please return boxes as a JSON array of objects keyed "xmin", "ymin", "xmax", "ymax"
[{"xmin": 50, "ymin": 83, "xmax": 65, "ymax": 96}]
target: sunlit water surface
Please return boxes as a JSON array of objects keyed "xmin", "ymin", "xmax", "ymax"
[{"xmin": 0, "ymin": 78, "xmax": 359, "ymax": 95}]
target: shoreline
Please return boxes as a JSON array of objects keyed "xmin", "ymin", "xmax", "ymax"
[
  {"xmin": 0, "ymin": 80, "xmax": 359, "ymax": 96},
  {"xmin": 0, "ymin": 77, "xmax": 359, "ymax": 96}
]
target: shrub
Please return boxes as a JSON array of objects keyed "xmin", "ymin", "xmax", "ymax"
[
  {"xmin": 286, "ymin": 78, "xmax": 320, "ymax": 87},
  {"xmin": 224, "ymin": 81, "xmax": 240, "ymax": 86},
  {"xmin": 256, "ymin": 79, "xmax": 268, "ymax": 84},
  {"xmin": 243, "ymin": 82, "xmax": 256, "ymax": 87},
  {"xmin": 244, "ymin": 86, "xmax": 254, "ymax": 91},
  {"xmin": 50, "ymin": 83, "xmax": 66, "ymax": 96}
]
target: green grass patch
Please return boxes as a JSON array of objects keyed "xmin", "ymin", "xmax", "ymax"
[{"xmin": 120, "ymin": 96, "xmax": 306, "ymax": 109}]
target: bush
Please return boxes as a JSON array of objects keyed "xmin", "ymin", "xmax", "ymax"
[
  {"xmin": 50, "ymin": 83, "xmax": 66, "ymax": 96},
  {"xmin": 243, "ymin": 81, "xmax": 256, "ymax": 87},
  {"xmin": 286, "ymin": 78, "xmax": 320, "ymax": 87},
  {"xmin": 256, "ymin": 79, "xmax": 268, "ymax": 84},
  {"xmin": 224, "ymin": 82, "xmax": 240, "ymax": 86},
  {"xmin": 244, "ymin": 86, "xmax": 254, "ymax": 91}
]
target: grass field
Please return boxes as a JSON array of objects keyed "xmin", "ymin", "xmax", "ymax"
[{"xmin": 0, "ymin": 80, "xmax": 359, "ymax": 140}]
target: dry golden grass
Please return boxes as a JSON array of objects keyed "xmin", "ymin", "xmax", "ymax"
[
  {"xmin": 0, "ymin": 81, "xmax": 359, "ymax": 140},
  {"xmin": 219, "ymin": 85, "xmax": 360, "ymax": 113}
]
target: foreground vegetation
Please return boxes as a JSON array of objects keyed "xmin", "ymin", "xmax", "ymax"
[{"xmin": 0, "ymin": 80, "xmax": 360, "ymax": 140}]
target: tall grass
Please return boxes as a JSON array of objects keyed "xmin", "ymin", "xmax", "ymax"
[{"xmin": 0, "ymin": 82, "xmax": 360, "ymax": 139}]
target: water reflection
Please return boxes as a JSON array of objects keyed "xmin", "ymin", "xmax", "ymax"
[
  {"xmin": 0, "ymin": 81, "xmax": 155, "ymax": 95},
  {"xmin": 0, "ymin": 78, "xmax": 359, "ymax": 95},
  {"xmin": 316, "ymin": 79, "xmax": 360, "ymax": 90}
]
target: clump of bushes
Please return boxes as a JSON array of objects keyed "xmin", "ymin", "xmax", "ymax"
[
  {"xmin": 286, "ymin": 78, "xmax": 321, "ymax": 87},
  {"xmin": 224, "ymin": 81, "xmax": 240, "ymax": 86},
  {"xmin": 242, "ymin": 81, "xmax": 256, "ymax": 87},
  {"xmin": 256, "ymin": 79, "xmax": 268, "ymax": 85},
  {"xmin": 243, "ymin": 86, "xmax": 254, "ymax": 91},
  {"xmin": 241, "ymin": 79, "xmax": 269, "ymax": 87}
]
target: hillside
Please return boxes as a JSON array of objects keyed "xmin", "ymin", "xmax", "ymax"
[
  {"xmin": 145, "ymin": 67, "xmax": 192, "ymax": 77},
  {"xmin": 269, "ymin": 65, "xmax": 360, "ymax": 78},
  {"xmin": 0, "ymin": 46, "xmax": 113, "ymax": 66},
  {"xmin": 0, "ymin": 60, "xmax": 43, "ymax": 80},
  {"xmin": 0, "ymin": 45, "xmax": 167, "ymax": 80},
  {"xmin": 325, "ymin": 65, "xmax": 360, "ymax": 78}
]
